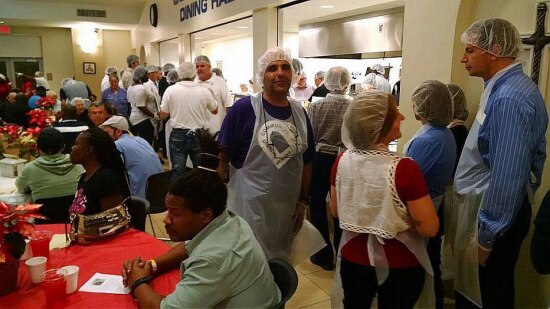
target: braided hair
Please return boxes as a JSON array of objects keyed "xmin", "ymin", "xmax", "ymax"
[
  {"xmin": 168, "ymin": 130, "xmax": 227, "ymax": 217},
  {"xmin": 81, "ymin": 128, "xmax": 131, "ymax": 198}
]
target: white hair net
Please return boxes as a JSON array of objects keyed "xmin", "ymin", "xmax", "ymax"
[
  {"xmin": 342, "ymin": 90, "xmax": 390, "ymax": 150},
  {"xmin": 255, "ymin": 47, "xmax": 295, "ymax": 88},
  {"xmin": 146, "ymin": 65, "xmax": 158, "ymax": 74},
  {"xmin": 132, "ymin": 66, "xmax": 148, "ymax": 83},
  {"xmin": 104, "ymin": 66, "xmax": 118, "ymax": 75},
  {"xmin": 162, "ymin": 63, "xmax": 175, "ymax": 72},
  {"xmin": 447, "ymin": 83, "xmax": 469, "ymax": 121},
  {"xmin": 461, "ymin": 18, "xmax": 522, "ymax": 58},
  {"xmin": 194, "ymin": 55, "xmax": 211, "ymax": 66},
  {"xmin": 324, "ymin": 66, "xmax": 351, "ymax": 92},
  {"xmin": 292, "ymin": 58, "xmax": 303, "ymax": 74},
  {"xmin": 70, "ymin": 97, "xmax": 84, "ymax": 106},
  {"xmin": 178, "ymin": 62, "xmax": 196, "ymax": 80},
  {"xmin": 362, "ymin": 73, "xmax": 385, "ymax": 91},
  {"xmin": 126, "ymin": 55, "xmax": 139, "ymax": 66},
  {"xmin": 372, "ymin": 64, "xmax": 385, "ymax": 75},
  {"xmin": 166, "ymin": 69, "xmax": 179, "ymax": 83},
  {"xmin": 315, "ymin": 71, "xmax": 326, "ymax": 80},
  {"xmin": 411, "ymin": 80, "xmax": 454, "ymax": 126},
  {"xmin": 61, "ymin": 78, "xmax": 73, "ymax": 86}
]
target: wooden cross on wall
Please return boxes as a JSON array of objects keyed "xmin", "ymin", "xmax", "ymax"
[{"xmin": 522, "ymin": 2, "xmax": 550, "ymax": 85}]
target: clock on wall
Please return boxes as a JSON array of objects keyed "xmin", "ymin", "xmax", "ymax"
[{"xmin": 149, "ymin": 3, "xmax": 158, "ymax": 27}]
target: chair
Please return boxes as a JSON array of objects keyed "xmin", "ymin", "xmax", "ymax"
[
  {"xmin": 268, "ymin": 258, "xmax": 298, "ymax": 309},
  {"xmin": 145, "ymin": 170, "xmax": 174, "ymax": 238},
  {"xmin": 35, "ymin": 195, "xmax": 74, "ymax": 224},
  {"xmin": 127, "ymin": 196, "xmax": 149, "ymax": 232}
]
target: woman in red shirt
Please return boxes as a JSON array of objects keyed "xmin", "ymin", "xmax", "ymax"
[{"xmin": 330, "ymin": 91, "xmax": 439, "ymax": 308}]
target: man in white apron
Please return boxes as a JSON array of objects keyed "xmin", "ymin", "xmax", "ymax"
[
  {"xmin": 219, "ymin": 47, "xmax": 315, "ymax": 260},
  {"xmin": 454, "ymin": 19, "xmax": 548, "ymax": 308}
]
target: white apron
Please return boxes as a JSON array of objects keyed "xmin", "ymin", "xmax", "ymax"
[
  {"xmin": 330, "ymin": 149, "xmax": 434, "ymax": 308},
  {"xmin": 227, "ymin": 92, "xmax": 307, "ymax": 260},
  {"xmin": 453, "ymin": 62, "xmax": 521, "ymax": 307}
]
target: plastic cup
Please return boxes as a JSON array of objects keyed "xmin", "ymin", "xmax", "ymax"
[
  {"xmin": 30, "ymin": 230, "xmax": 52, "ymax": 258},
  {"xmin": 25, "ymin": 256, "xmax": 48, "ymax": 283},
  {"xmin": 41, "ymin": 269, "xmax": 68, "ymax": 309},
  {"xmin": 60, "ymin": 265, "xmax": 79, "ymax": 294}
]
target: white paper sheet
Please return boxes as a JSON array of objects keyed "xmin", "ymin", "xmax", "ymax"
[
  {"xmin": 50, "ymin": 234, "xmax": 70, "ymax": 250},
  {"xmin": 79, "ymin": 273, "xmax": 130, "ymax": 294}
]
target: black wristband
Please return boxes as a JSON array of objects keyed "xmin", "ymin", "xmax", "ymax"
[{"xmin": 131, "ymin": 275, "xmax": 152, "ymax": 298}]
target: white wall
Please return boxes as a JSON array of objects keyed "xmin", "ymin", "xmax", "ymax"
[{"xmin": 200, "ymin": 36, "xmax": 254, "ymax": 93}]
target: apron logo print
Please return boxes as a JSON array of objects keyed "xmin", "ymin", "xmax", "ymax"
[{"xmin": 259, "ymin": 120, "xmax": 301, "ymax": 169}]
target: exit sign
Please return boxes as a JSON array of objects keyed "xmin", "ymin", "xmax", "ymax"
[{"xmin": 0, "ymin": 25, "xmax": 11, "ymax": 34}]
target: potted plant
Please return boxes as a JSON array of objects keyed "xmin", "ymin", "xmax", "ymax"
[
  {"xmin": 0, "ymin": 202, "xmax": 44, "ymax": 295},
  {"xmin": 0, "ymin": 125, "xmax": 41, "ymax": 160}
]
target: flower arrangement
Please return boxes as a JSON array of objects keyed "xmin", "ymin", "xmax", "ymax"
[
  {"xmin": 35, "ymin": 97, "xmax": 57, "ymax": 110},
  {"xmin": 27, "ymin": 109, "xmax": 51, "ymax": 129},
  {"xmin": 0, "ymin": 125, "xmax": 41, "ymax": 158},
  {"xmin": 0, "ymin": 202, "xmax": 44, "ymax": 263}
]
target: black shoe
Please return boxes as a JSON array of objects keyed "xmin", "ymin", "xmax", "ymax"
[{"xmin": 310, "ymin": 254, "xmax": 335, "ymax": 271}]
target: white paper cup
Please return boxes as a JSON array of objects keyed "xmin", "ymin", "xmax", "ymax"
[
  {"xmin": 25, "ymin": 256, "xmax": 47, "ymax": 283},
  {"xmin": 60, "ymin": 265, "xmax": 79, "ymax": 294},
  {"xmin": 20, "ymin": 239, "xmax": 32, "ymax": 260}
]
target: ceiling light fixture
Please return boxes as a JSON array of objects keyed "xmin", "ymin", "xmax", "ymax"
[
  {"xmin": 211, "ymin": 32, "xmax": 220, "ymax": 35},
  {"xmin": 0, "ymin": 21, "xmax": 4, "ymax": 24},
  {"xmin": 237, "ymin": 26, "xmax": 248, "ymax": 29},
  {"xmin": 320, "ymin": 5, "xmax": 335, "ymax": 9},
  {"xmin": 195, "ymin": 37, "xmax": 203, "ymax": 40}
]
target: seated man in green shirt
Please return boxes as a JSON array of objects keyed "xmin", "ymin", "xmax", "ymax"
[{"xmin": 122, "ymin": 131, "xmax": 280, "ymax": 308}]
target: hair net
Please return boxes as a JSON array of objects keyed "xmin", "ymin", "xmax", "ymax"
[
  {"xmin": 194, "ymin": 55, "xmax": 211, "ymax": 66},
  {"xmin": 411, "ymin": 80, "xmax": 454, "ymax": 126},
  {"xmin": 104, "ymin": 66, "xmax": 118, "ymax": 75},
  {"xmin": 461, "ymin": 18, "xmax": 522, "ymax": 58},
  {"xmin": 146, "ymin": 65, "xmax": 158, "ymax": 73},
  {"xmin": 324, "ymin": 66, "xmax": 351, "ymax": 92},
  {"xmin": 342, "ymin": 90, "xmax": 390, "ymax": 150},
  {"xmin": 61, "ymin": 78, "xmax": 73, "ymax": 86},
  {"xmin": 447, "ymin": 83, "xmax": 469, "ymax": 121},
  {"xmin": 372, "ymin": 64, "xmax": 385, "ymax": 75},
  {"xmin": 178, "ymin": 62, "xmax": 196, "ymax": 79},
  {"xmin": 132, "ymin": 66, "xmax": 148, "ymax": 83},
  {"xmin": 162, "ymin": 63, "xmax": 175, "ymax": 72},
  {"xmin": 255, "ymin": 47, "xmax": 295, "ymax": 88},
  {"xmin": 314, "ymin": 71, "xmax": 326, "ymax": 80},
  {"xmin": 70, "ymin": 97, "xmax": 84, "ymax": 106},
  {"xmin": 362, "ymin": 73, "xmax": 382, "ymax": 90},
  {"xmin": 292, "ymin": 59, "xmax": 303, "ymax": 74},
  {"xmin": 35, "ymin": 71, "xmax": 44, "ymax": 78},
  {"xmin": 167, "ymin": 69, "xmax": 179, "ymax": 83},
  {"xmin": 126, "ymin": 55, "xmax": 139, "ymax": 66}
]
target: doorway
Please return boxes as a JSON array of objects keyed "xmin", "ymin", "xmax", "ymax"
[{"xmin": 0, "ymin": 57, "xmax": 43, "ymax": 88}]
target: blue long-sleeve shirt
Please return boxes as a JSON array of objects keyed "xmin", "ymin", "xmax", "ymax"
[
  {"xmin": 406, "ymin": 124, "xmax": 456, "ymax": 199},
  {"xmin": 477, "ymin": 65, "xmax": 547, "ymax": 248}
]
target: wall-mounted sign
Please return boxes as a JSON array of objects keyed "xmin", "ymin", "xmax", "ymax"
[{"xmin": 174, "ymin": 0, "xmax": 236, "ymax": 22}]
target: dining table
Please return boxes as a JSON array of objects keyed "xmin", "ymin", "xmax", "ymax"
[{"xmin": 0, "ymin": 224, "xmax": 180, "ymax": 308}]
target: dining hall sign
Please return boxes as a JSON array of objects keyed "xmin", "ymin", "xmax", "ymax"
[{"xmin": 174, "ymin": 0, "xmax": 237, "ymax": 21}]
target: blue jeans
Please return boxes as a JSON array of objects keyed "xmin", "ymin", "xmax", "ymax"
[{"xmin": 169, "ymin": 129, "xmax": 200, "ymax": 179}]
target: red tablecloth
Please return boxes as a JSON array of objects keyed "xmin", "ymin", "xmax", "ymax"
[{"xmin": 1, "ymin": 224, "xmax": 180, "ymax": 308}]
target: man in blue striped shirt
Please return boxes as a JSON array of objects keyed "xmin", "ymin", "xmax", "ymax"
[{"xmin": 454, "ymin": 19, "xmax": 548, "ymax": 308}]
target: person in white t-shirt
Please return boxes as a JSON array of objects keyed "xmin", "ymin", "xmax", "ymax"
[
  {"xmin": 161, "ymin": 62, "xmax": 218, "ymax": 179},
  {"xmin": 193, "ymin": 55, "xmax": 232, "ymax": 133},
  {"xmin": 128, "ymin": 66, "xmax": 157, "ymax": 145}
]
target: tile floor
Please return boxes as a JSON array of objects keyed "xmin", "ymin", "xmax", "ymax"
[{"xmin": 145, "ymin": 212, "xmax": 335, "ymax": 308}]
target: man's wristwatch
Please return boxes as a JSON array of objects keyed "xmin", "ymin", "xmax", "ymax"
[{"xmin": 131, "ymin": 275, "xmax": 153, "ymax": 298}]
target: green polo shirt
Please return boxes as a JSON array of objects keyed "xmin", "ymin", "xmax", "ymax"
[{"xmin": 160, "ymin": 210, "xmax": 280, "ymax": 308}]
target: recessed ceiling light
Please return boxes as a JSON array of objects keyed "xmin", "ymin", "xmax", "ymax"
[
  {"xmin": 211, "ymin": 32, "xmax": 220, "ymax": 35},
  {"xmin": 237, "ymin": 26, "xmax": 248, "ymax": 29},
  {"xmin": 195, "ymin": 37, "xmax": 203, "ymax": 40},
  {"xmin": 320, "ymin": 5, "xmax": 335, "ymax": 9}
]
